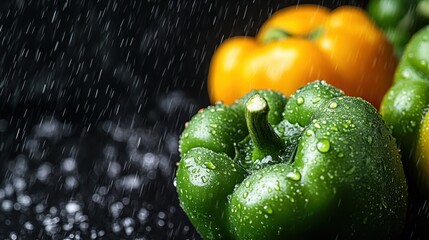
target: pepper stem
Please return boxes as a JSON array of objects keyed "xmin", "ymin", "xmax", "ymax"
[
  {"xmin": 261, "ymin": 28, "xmax": 292, "ymax": 44},
  {"xmin": 261, "ymin": 27, "xmax": 324, "ymax": 44},
  {"xmin": 245, "ymin": 94, "xmax": 286, "ymax": 162}
]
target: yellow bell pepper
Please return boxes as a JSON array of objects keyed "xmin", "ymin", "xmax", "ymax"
[{"xmin": 208, "ymin": 5, "xmax": 397, "ymax": 108}]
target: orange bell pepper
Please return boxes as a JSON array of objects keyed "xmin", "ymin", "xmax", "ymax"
[{"xmin": 208, "ymin": 5, "xmax": 397, "ymax": 108}]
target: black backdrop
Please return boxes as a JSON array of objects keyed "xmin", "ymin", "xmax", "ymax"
[{"xmin": 1, "ymin": 0, "xmax": 429, "ymax": 239}]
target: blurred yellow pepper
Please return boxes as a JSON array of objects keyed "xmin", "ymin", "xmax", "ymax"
[{"xmin": 208, "ymin": 5, "xmax": 397, "ymax": 108}]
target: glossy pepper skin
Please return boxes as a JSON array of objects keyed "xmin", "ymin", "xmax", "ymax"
[
  {"xmin": 208, "ymin": 5, "xmax": 397, "ymax": 109},
  {"xmin": 177, "ymin": 81, "xmax": 408, "ymax": 240},
  {"xmin": 380, "ymin": 26, "xmax": 429, "ymax": 196},
  {"xmin": 367, "ymin": 0, "xmax": 429, "ymax": 56}
]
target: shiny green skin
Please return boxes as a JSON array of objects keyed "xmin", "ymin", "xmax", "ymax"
[
  {"xmin": 177, "ymin": 81, "xmax": 408, "ymax": 240},
  {"xmin": 381, "ymin": 26, "xmax": 429, "ymax": 193},
  {"xmin": 367, "ymin": 0, "xmax": 429, "ymax": 56}
]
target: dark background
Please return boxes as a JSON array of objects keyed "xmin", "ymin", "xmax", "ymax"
[{"xmin": 1, "ymin": 0, "xmax": 428, "ymax": 239}]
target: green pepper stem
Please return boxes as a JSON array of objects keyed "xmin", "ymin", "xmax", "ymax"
[
  {"xmin": 245, "ymin": 94, "xmax": 286, "ymax": 162},
  {"xmin": 261, "ymin": 27, "xmax": 324, "ymax": 44},
  {"xmin": 261, "ymin": 28, "xmax": 292, "ymax": 44}
]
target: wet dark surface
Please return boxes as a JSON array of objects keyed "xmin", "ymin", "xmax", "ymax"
[{"xmin": 1, "ymin": 0, "xmax": 429, "ymax": 239}]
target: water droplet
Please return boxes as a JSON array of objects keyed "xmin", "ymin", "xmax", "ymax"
[
  {"xmin": 329, "ymin": 102, "xmax": 338, "ymax": 109},
  {"xmin": 245, "ymin": 181, "xmax": 250, "ymax": 188},
  {"xmin": 296, "ymin": 97, "xmax": 305, "ymax": 105},
  {"xmin": 286, "ymin": 171, "xmax": 301, "ymax": 181},
  {"xmin": 367, "ymin": 136, "xmax": 373, "ymax": 144},
  {"xmin": 24, "ymin": 222, "xmax": 34, "ymax": 231},
  {"xmin": 61, "ymin": 157, "xmax": 77, "ymax": 173},
  {"xmin": 242, "ymin": 192, "xmax": 249, "ymax": 199},
  {"xmin": 17, "ymin": 195, "xmax": 32, "ymax": 207},
  {"xmin": 402, "ymin": 71, "xmax": 410, "ymax": 78},
  {"xmin": 306, "ymin": 129, "xmax": 314, "ymax": 136},
  {"xmin": 316, "ymin": 139, "xmax": 330, "ymax": 153},
  {"xmin": 312, "ymin": 97, "xmax": 321, "ymax": 104},
  {"xmin": 201, "ymin": 176, "xmax": 208, "ymax": 183},
  {"xmin": 204, "ymin": 161, "xmax": 216, "ymax": 170},
  {"xmin": 275, "ymin": 180, "xmax": 280, "ymax": 191},
  {"xmin": 337, "ymin": 152, "xmax": 344, "ymax": 158},
  {"xmin": 314, "ymin": 123, "xmax": 321, "ymax": 129},
  {"xmin": 65, "ymin": 201, "xmax": 81, "ymax": 214},
  {"xmin": 263, "ymin": 205, "xmax": 273, "ymax": 214},
  {"xmin": 110, "ymin": 202, "xmax": 124, "ymax": 218},
  {"xmin": 1, "ymin": 200, "xmax": 13, "ymax": 212}
]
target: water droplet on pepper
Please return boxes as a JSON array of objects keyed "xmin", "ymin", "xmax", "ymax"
[
  {"xmin": 329, "ymin": 102, "xmax": 338, "ymax": 109},
  {"xmin": 263, "ymin": 205, "xmax": 273, "ymax": 214},
  {"xmin": 317, "ymin": 139, "xmax": 330, "ymax": 153},
  {"xmin": 204, "ymin": 161, "xmax": 216, "ymax": 170},
  {"xmin": 286, "ymin": 171, "xmax": 301, "ymax": 181}
]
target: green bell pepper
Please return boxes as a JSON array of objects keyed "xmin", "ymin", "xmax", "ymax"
[
  {"xmin": 367, "ymin": 0, "xmax": 429, "ymax": 56},
  {"xmin": 177, "ymin": 81, "xmax": 408, "ymax": 239},
  {"xmin": 381, "ymin": 25, "xmax": 429, "ymax": 196}
]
